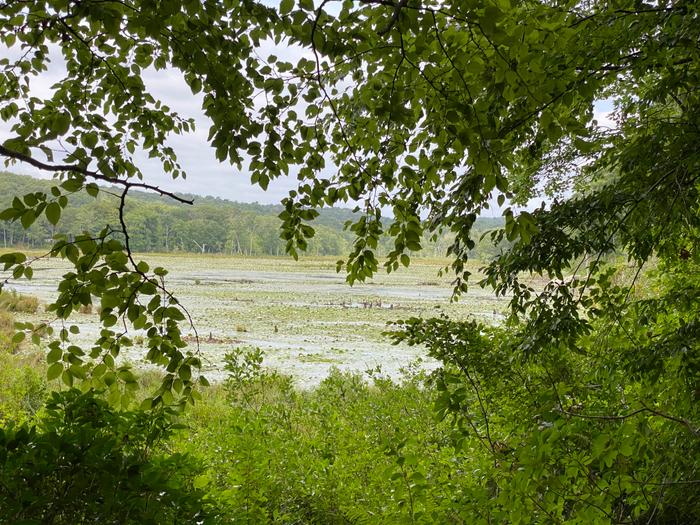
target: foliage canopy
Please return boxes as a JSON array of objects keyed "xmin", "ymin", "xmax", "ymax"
[{"xmin": 1, "ymin": 0, "xmax": 699, "ymax": 522}]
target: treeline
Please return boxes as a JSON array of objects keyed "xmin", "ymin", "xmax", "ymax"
[{"xmin": 0, "ymin": 172, "xmax": 504, "ymax": 258}]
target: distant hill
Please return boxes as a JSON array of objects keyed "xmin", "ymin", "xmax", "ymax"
[{"xmin": 0, "ymin": 172, "xmax": 504, "ymax": 258}]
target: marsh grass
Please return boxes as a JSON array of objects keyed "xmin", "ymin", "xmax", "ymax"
[
  {"xmin": 0, "ymin": 306, "xmax": 46, "ymax": 424},
  {"xmin": 0, "ymin": 310, "xmax": 13, "ymax": 334},
  {"xmin": 0, "ymin": 290, "xmax": 39, "ymax": 313}
]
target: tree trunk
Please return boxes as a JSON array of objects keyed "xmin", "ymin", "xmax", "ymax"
[{"xmin": 164, "ymin": 224, "xmax": 171, "ymax": 251}]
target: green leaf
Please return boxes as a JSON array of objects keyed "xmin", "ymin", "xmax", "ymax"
[
  {"xmin": 85, "ymin": 183, "xmax": 99, "ymax": 197},
  {"xmin": 20, "ymin": 209, "xmax": 35, "ymax": 229},
  {"xmin": 45, "ymin": 202, "xmax": 61, "ymax": 225},
  {"xmin": 280, "ymin": 0, "xmax": 294, "ymax": 15},
  {"xmin": 178, "ymin": 364, "xmax": 191, "ymax": 381},
  {"xmin": 61, "ymin": 369, "xmax": 74, "ymax": 387},
  {"xmin": 47, "ymin": 362, "xmax": 63, "ymax": 381},
  {"xmin": 193, "ymin": 474, "xmax": 209, "ymax": 489},
  {"xmin": 61, "ymin": 178, "xmax": 83, "ymax": 192},
  {"xmin": 53, "ymin": 112, "xmax": 71, "ymax": 136},
  {"xmin": 47, "ymin": 346, "xmax": 62, "ymax": 364},
  {"xmin": 81, "ymin": 132, "xmax": 98, "ymax": 149},
  {"xmin": 0, "ymin": 208, "xmax": 17, "ymax": 221}
]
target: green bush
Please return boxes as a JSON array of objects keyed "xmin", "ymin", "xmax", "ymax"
[
  {"xmin": 0, "ymin": 389, "xmax": 217, "ymax": 524},
  {"xmin": 0, "ymin": 307, "xmax": 45, "ymax": 424},
  {"xmin": 174, "ymin": 360, "xmax": 461, "ymax": 524},
  {"xmin": 0, "ymin": 355, "xmax": 45, "ymax": 425}
]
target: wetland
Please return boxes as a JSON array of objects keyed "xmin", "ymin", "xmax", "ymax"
[{"xmin": 9, "ymin": 253, "xmax": 509, "ymax": 386}]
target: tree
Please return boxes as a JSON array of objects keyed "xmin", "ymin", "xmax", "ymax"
[
  {"xmin": 0, "ymin": 0, "xmax": 281, "ymax": 407},
  {"xmin": 1, "ymin": 0, "xmax": 699, "ymax": 521},
  {"xmin": 276, "ymin": 1, "xmax": 699, "ymax": 521}
]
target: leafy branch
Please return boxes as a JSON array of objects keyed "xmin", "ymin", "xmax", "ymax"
[{"xmin": 0, "ymin": 144, "xmax": 194, "ymax": 205}]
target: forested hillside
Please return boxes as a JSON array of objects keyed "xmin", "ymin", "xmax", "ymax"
[{"xmin": 0, "ymin": 172, "xmax": 503, "ymax": 257}]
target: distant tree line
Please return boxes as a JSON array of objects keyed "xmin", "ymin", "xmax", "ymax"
[{"xmin": 0, "ymin": 173, "xmax": 505, "ymax": 258}]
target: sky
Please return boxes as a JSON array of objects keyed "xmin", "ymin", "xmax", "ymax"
[
  {"xmin": 0, "ymin": 38, "xmax": 303, "ymax": 205},
  {"xmin": 1, "ymin": 5, "xmax": 616, "ymax": 211}
]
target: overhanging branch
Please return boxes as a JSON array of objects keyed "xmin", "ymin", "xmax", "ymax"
[{"xmin": 0, "ymin": 144, "xmax": 194, "ymax": 205}]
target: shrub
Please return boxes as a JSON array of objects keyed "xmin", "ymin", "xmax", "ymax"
[
  {"xmin": 176, "ymin": 363, "xmax": 454, "ymax": 524},
  {"xmin": 0, "ymin": 389, "xmax": 217, "ymax": 524},
  {"xmin": 223, "ymin": 347, "xmax": 294, "ymax": 408},
  {"xmin": 0, "ymin": 353, "xmax": 45, "ymax": 425}
]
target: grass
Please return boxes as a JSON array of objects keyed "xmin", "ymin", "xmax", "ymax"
[
  {"xmin": 0, "ymin": 290, "xmax": 39, "ymax": 314},
  {"xmin": 0, "ymin": 310, "xmax": 13, "ymax": 334},
  {"xmin": 296, "ymin": 352, "xmax": 343, "ymax": 364},
  {"xmin": 0, "ymin": 293, "xmax": 46, "ymax": 425}
]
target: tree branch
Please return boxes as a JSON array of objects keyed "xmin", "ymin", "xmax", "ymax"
[
  {"xmin": 564, "ymin": 404, "xmax": 699, "ymax": 437},
  {"xmin": 0, "ymin": 144, "xmax": 194, "ymax": 205}
]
